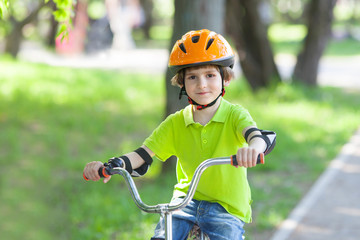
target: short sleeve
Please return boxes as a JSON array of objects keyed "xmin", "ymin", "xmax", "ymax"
[
  {"xmin": 143, "ymin": 114, "xmax": 176, "ymax": 162},
  {"xmin": 231, "ymin": 105, "xmax": 256, "ymax": 140}
]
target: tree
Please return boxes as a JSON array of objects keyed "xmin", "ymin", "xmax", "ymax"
[
  {"xmin": 3, "ymin": 0, "xmax": 48, "ymax": 57},
  {"xmin": 165, "ymin": 0, "xmax": 227, "ymax": 116},
  {"xmin": 293, "ymin": 0, "xmax": 337, "ymax": 85},
  {"xmin": 226, "ymin": 0, "xmax": 281, "ymax": 91},
  {"xmin": 0, "ymin": 0, "xmax": 74, "ymax": 57}
]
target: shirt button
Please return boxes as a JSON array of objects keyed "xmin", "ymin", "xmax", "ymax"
[{"xmin": 203, "ymin": 139, "xmax": 208, "ymax": 144}]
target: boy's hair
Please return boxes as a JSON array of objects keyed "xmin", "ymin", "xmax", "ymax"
[{"xmin": 171, "ymin": 65, "xmax": 235, "ymax": 88}]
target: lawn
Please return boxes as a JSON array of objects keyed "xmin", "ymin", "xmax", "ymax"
[
  {"xmin": 0, "ymin": 56, "xmax": 359, "ymax": 240},
  {"xmin": 268, "ymin": 23, "xmax": 360, "ymax": 56}
]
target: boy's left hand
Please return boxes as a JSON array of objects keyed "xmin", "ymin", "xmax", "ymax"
[{"xmin": 235, "ymin": 147, "xmax": 260, "ymax": 168}]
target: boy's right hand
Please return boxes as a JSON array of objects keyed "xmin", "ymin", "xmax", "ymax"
[{"xmin": 83, "ymin": 161, "xmax": 111, "ymax": 183}]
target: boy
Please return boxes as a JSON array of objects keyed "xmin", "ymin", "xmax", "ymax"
[{"xmin": 83, "ymin": 29, "xmax": 275, "ymax": 240}]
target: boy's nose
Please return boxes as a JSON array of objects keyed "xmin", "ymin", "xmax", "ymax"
[{"xmin": 198, "ymin": 77, "xmax": 207, "ymax": 88}]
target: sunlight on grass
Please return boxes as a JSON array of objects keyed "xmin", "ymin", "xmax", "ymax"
[
  {"xmin": 268, "ymin": 23, "xmax": 305, "ymax": 55},
  {"xmin": 268, "ymin": 23, "xmax": 360, "ymax": 56},
  {"xmin": 150, "ymin": 25, "xmax": 173, "ymax": 40},
  {"xmin": 0, "ymin": 58, "xmax": 165, "ymax": 240},
  {"xmin": 269, "ymin": 23, "xmax": 307, "ymax": 42}
]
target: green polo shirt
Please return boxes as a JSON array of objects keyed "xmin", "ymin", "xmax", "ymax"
[{"xmin": 143, "ymin": 99, "xmax": 256, "ymax": 223}]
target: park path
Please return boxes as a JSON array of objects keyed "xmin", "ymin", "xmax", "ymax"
[
  {"xmin": 270, "ymin": 128, "xmax": 360, "ymax": 240},
  {"xmin": 18, "ymin": 41, "xmax": 360, "ymax": 90}
]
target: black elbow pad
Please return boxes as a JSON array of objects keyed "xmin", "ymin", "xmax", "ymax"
[{"xmin": 131, "ymin": 147, "xmax": 153, "ymax": 177}]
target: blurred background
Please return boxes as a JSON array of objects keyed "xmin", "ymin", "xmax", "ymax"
[{"xmin": 0, "ymin": 0, "xmax": 359, "ymax": 239}]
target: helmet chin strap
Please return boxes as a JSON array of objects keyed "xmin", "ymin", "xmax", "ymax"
[{"xmin": 178, "ymin": 67, "xmax": 225, "ymax": 110}]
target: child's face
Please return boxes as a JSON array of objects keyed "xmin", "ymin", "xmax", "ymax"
[{"xmin": 184, "ymin": 65, "xmax": 229, "ymax": 106}]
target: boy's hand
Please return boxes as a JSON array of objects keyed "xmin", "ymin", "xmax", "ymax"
[
  {"xmin": 235, "ymin": 147, "xmax": 260, "ymax": 168},
  {"xmin": 83, "ymin": 161, "xmax": 111, "ymax": 183}
]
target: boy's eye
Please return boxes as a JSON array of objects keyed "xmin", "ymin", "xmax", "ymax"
[
  {"xmin": 207, "ymin": 74, "xmax": 215, "ymax": 78},
  {"xmin": 187, "ymin": 75, "xmax": 196, "ymax": 80}
]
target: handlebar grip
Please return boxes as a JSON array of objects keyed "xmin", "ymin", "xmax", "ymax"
[
  {"xmin": 98, "ymin": 167, "xmax": 111, "ymax": 178},
  {"xmin": 257, "ymin": 153, "xmax": 264, "ymax": 164},
  {"xmin": 83, "ymin": 167, "xmax": 111, "ymax": 181},
  {"xmin": 231, "ymin": 153, "xmax": 264, "ymax": 167},
  {"xmin": 83, "ymin": 172, "xmax": 89, "ymax": 181}
]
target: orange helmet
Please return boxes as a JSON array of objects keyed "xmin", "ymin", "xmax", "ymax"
[{"xmin": 169, "ymin": 29, "xmax": 235, "ymax": 73}]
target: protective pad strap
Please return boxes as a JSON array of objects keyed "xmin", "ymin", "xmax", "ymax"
[
  {"xmin": 134, "ymin": 147, "xmax": 153, "ymax": 165},
  {"xmin": 244, "ymin": 127, "xmax": 260, "ymax": 142},
  {"xmin": 119, "ymin": 155, "xmax": 133, "ymax": 174}
]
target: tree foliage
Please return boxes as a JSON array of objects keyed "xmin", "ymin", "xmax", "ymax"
[
  {"xmin": 0, "ymin": 0, "xmax": 74, "ymax": 38},
  {"xmin": 51, "ymin": 0, "xmax": 74, "ymax": 40},
  {"xmin": 0, "ymin": 0, "xmax": 9, "ymax": 18}
]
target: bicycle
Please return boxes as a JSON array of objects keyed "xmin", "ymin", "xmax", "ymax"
[{"xmin": 84, "ymin": 154, "xmax": 264, "ymax": 240}]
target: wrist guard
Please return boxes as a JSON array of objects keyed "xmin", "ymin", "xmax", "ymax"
[{"xmin": 244, "ymin": 127, "xmax": 276, "ymax": 155}]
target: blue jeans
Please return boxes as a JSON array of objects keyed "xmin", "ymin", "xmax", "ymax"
[{"xmin": 151, "ymin": 198, "xmax": 245, "ymax": 240}]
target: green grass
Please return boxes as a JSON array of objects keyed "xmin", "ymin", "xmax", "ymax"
[
  {"xmin": 0, "ymin": 56, "xmax": 359, "ymax": 239},
  {"xmin": 0, "ymin": 57, "xmax": 167, "ymax": 240},
  {"xmin": 132, "ymin": 25, "xmax": 172, "ymax": 49},
  {"xmin": 269, "ymin": 23, "xmax": 360, "ymax": 56}
]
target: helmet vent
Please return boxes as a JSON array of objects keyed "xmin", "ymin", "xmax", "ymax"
[
  {"xmin": 179, "ymin": 43, "xmax": 187, "ymax": 53},
  {"xmin": 206, "ymin": 38, "xmax": 214, "ymax": 50},
  {"xmin": 192, "ymin": 35, "xmax": 200, "ymax": 43}
]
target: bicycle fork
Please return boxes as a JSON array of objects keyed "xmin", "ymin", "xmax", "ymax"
[{"xmin": 163, "ymin": 211, "xmax": 173, "ymax": 240}]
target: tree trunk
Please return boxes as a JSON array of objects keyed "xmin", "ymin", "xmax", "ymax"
[
  {"xmin": 5, "ymin": 19, "xmax": 23, "ymax": 57},
  {"xmin": 163, "ymin": 0, "xmax": 226, "ymax": 172},
  {"xmin": 139, "ymin": 0, "xmax": 153, "ymax": 39},
  {"xmin": 293, "ymin": 0, "xmax": 337, "ymax": 85},
  {"xmin": 226, "ymin": 0, "xmax": 281, "ymax": 91},
  {"xmin": 46, "ymin": 1, "xmax": 58, "ymax": 47}
]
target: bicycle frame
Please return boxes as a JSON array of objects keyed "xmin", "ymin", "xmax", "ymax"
[{"xmin": 108, "ymin": 157, "xmax": 233, "ymax": 240}]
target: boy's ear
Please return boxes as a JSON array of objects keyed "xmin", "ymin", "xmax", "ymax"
[{"xmin": 224, "ymin": 78, "xmax": 231, "ymax": 87}]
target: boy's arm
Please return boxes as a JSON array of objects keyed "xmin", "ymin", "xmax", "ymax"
[
  {"xmin": 83, "ymin": 145, "xmax": 155, "ymax": 183},
  {"xmin": 122, "ymin": 145, "xmax": 155, "ymax": 170},
  {"xmin": 242, "ymin": 126, "xmax": 267, "ymax": 153},
  {"xmin": 235, "ymin": 126, "xmax": 267, "ymax": 168}
]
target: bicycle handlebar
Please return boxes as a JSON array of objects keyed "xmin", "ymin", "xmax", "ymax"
[{"xmin": 83, "ymin": 154, "xmax": 264, "ymax": 214}]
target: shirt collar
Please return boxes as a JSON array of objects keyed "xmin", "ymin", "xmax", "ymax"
[{"xmin": 184, "ymin": 99, "xmax": 229, "ymax": 127}]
